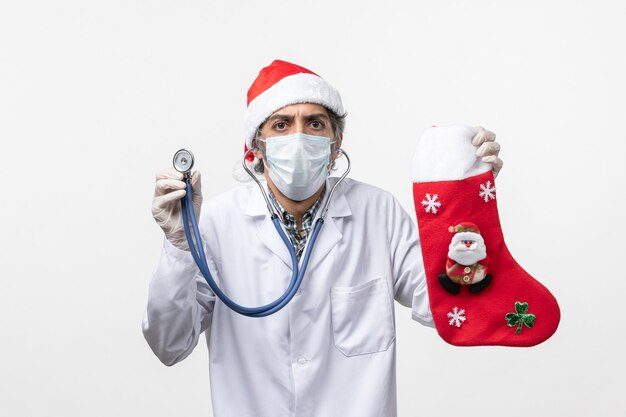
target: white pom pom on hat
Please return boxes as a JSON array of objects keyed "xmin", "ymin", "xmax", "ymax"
[{"xmin": 233, "ymin": 60, "xmax": 344, "ymax": 182}]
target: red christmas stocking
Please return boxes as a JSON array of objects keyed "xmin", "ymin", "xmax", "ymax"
[{"xmin": 411, "ymin": 124, "xmax": 560, "ymax": 347}]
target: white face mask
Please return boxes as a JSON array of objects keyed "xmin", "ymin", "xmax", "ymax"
[{"xmin": 261, "ymin": 133, "xmax": 334, "ymax": 201}]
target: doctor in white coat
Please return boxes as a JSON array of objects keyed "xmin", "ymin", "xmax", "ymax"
[{"xmin": 143, "ymin": 60, "xmax": 503, "ymax": 417}]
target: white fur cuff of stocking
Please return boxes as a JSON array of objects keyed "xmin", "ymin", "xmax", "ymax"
[{"xmin": 412, "ymin": 123, "xmax": 492, "ymax": 182}]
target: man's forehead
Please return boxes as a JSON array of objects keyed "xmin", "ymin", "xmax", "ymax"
[{"xmin": 268, "ymin": 103, "xmax": 330, "ymax": 118}]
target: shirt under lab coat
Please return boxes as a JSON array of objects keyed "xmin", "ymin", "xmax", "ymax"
[{"xmin": 142, "ymin": 176, "xmax": 434, "ymax": 417}]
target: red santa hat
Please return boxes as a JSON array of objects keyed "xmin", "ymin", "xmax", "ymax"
[{"xmin": 234, "ymin": 59, "xmax": 344, "ymax": 181}]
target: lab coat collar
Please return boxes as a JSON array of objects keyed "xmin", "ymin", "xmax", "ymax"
[{"xmin": 245, "ymin": 176, "xmax": 352, "ymax": 271}]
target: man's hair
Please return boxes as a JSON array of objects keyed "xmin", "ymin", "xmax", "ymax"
[{"xmin": 252, "ymin": 107, "xmax": 347, "ymax": 175}]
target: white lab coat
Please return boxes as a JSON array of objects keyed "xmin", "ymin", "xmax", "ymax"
[{"xmin": 142, "ymin": 176, "xmax": 434, "ymax": 417}]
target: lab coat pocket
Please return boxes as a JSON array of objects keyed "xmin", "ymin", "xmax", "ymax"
[{"xmin": 330, "ymin": 277, "xmax": 395, "ymax": 357}]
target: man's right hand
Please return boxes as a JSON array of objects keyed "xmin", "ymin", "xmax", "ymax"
[{"xmin": 151, "ymin": 168, "xmax": 202, "ymax": 251}]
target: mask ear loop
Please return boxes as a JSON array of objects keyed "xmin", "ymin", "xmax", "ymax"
[
  {"xmin": 319, "ymin": 148, "xmax": 351, "ymax": 221},
  {"xmin": 242, "ymin": 147, "xmax": 280, "ymax": 219},
  {"xmin": 326, "ymin": 139, "xmax": 339, "ymax": 173}
]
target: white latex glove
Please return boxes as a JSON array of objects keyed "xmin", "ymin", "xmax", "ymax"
[
  {"xmin": 472, "ymin": 126, "xmax": 503, "ymax": 178},
  {"xmin": 151, "ymin": 167, "xmax": 202, "ymax": 251}
]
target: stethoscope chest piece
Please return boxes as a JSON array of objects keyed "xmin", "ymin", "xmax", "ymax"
[{"xmin": 173, "ymin": 149, "xmax": 195, "ymax": 175}]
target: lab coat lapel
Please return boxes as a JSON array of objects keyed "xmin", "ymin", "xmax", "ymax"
[
  {"xmin": 245, "ymin": 179, "xmax": 295, "ymax": 270},
  {"xmin": 256, "ymin": 216, "xmax": 295, "ymax": 270},
  {"xmin": 300, "ymin": 177, "xmax": 352, "ymax": 273},
  {"xmin": 300, "ymin": 215, "xmax": 342, "ymax": 273}
]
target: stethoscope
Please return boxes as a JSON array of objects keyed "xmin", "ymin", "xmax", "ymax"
[{"xmin": 172, "ymin": 146, "xmax": 351, "ymax": 317}]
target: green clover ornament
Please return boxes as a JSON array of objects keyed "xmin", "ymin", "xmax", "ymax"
[{"xmin": 505, "ymin": 302, "xmax": 536, "ymax": 334}]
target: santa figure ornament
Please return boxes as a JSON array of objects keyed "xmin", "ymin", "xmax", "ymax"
[
  {"xmin": 412, "ymin": 124, "xmax": 560, "ymax": 347},
  {"xmin": 440, "ymin": 222, "xmax": 491, "ymax": 294}
]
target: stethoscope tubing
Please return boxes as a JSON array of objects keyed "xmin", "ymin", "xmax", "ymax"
[
  {"xmin": 180, "ymin": 148, "xmax": 350, "ymax": 317},
  {"xmin": 182, "ymin": 180, "xmax": 327, "ymax": 317}
]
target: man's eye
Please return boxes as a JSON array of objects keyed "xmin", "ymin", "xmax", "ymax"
[
  {"xmin": 274, "ymin": 122, "xmax": 287, "ymax": 130},
  {"xmin": 310, "ymin": 121, "xmax": 324, "ymax": 129}
]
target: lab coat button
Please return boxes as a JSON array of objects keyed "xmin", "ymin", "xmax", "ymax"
[
  {"xmin": 296, "ymin": 288, "xmax": 303, "ymax": 295},
  {"xmin": 297, "ymin": 357, "xmax": 309, "ymax": 366}
]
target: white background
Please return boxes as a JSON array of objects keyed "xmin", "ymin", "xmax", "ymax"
[{"xmin": 1, "ymin": 1, "xmax": 624, "ymax": 416}]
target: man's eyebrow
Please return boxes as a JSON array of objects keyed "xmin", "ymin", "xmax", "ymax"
[
  {"xmin": 303, "ymin": 113, "xmax": 330, "ymax": 121},
  {"xmin": 267, "ymin": 114, "xmax": 294, "ymax": 121}
]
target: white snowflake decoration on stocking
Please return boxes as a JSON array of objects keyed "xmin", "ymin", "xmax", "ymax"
[
  {"xmin": 447, "ymin": 307, "xmax": 466, "ymax": 328},
  {"xmin": 479, "ymin": 181, "xmax": 496, "ymax": 202},
  {"xmin": 421, "ymin": 193, "xmax": 442, "ymax": 214}
]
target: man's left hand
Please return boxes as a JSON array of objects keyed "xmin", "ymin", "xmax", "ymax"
[{"xmin": 472, "ymin": 126, "xmax": 503, "ymax": 178}]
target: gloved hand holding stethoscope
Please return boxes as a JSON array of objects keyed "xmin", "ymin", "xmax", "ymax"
[{"xmin": 151, "ymin": 161, "xmax": 203, "ymax": 252}]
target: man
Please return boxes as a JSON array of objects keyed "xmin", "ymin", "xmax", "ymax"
[{"xmin": 143, "ymin": 60, "xmax": 502, "ymax": 417}]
